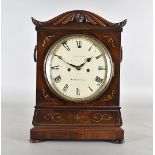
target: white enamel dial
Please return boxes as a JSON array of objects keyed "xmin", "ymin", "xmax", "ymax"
[{"xmin": 44, "ymin": 35, "xmax": 113, "ymax": 102}]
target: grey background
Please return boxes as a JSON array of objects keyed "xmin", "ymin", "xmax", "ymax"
[{"xmin": 2, "ymin": 0, "xmax": 153, "ymax": 155}]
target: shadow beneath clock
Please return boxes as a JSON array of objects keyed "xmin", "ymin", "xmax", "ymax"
[{"xmin": 29, "ymin": 139, "xmax": 125, "ymax": 144}]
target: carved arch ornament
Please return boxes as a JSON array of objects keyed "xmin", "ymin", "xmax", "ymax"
[{"xmin": 32, "ymin": 10, "xmax": 127, "ymax": 28}]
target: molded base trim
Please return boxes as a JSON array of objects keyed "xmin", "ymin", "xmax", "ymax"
[{"xmin": 30, "ymin": 126, "xmax": 124, "ymax": 142}]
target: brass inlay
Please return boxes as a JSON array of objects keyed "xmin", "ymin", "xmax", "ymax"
[
  {"xmin": 74, "ymin": 114, "xmax": 81, "ymax": 121},
  {"xmin": 92, "ymin": 113, "xmax": 112, "ymax": 123},
  {"xmin": 42, "ymin": 35, "xmax": 55, "ymax": 47},
  {"xmin": 103, "ymin": 35, "xmax": 115, "ymax": 47},
  {"xmin": 44, "ymin": 113, "xmax": 63, "ymax": 122},
  {"xmin": 42, "ymin": 89, "xmax": 54, "ymax": 101},
  {"xmin": 102, "ymin": 89, "xmax": 115, "ymax": 102}
]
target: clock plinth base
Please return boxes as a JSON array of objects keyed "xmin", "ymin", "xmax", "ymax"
[{"xmin": 30, "ymin": 126, "xmax": 124, "ymax": 142}]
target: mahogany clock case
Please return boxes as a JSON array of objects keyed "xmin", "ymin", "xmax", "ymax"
[{"xmin": 30, "ymin": 10, "xmax": 127, "ymax": 142}]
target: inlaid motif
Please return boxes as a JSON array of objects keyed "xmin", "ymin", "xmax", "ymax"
[
  {"xmin": 102, "ymin": 89, "xmax": 116, "ymax": 102},
  {"xmin": 42, "ymin": 35, "xmax": 55, "ymax": 47},
  {"xmin": 42, "ymin": 89, "xmax": 54, "ymax": 101},
  {"xmin": 92, "ymin": 113, "xmax": 113, "ymax": 123},
  {"xmin": 44, "ymin": 113, "xmax": 63, "ymax": 122},
  {"xmin": 103, "ymin": 35, "xmax": 115, "ymax": 47}
]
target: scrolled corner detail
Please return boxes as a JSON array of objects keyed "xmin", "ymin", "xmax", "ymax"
[
  {"xmin": 42, "ymin": 89, "xmax": 54, "ymax": 101},
  {"xmin": 103, "ymin": 35, "xmax": 115, "ymax": 47},
  {"xmin": 42, "ymin": 35, "xmax": 55, "ymax": 47},
  {"xmin": 102, "ymin": 89, "xmax": 116, "ymax": 102}
]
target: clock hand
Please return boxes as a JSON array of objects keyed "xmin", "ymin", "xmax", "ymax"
[
  {"xmin": 68, "ymin": 63, "xmax": 78, "ymax": 68},
  {"xmin": 54, "ymin": 54, "xmax": 79, "ymax": 69},
  {"xmin": 78, "ymin": 57, "xmax": 93, "ymax": 68}
]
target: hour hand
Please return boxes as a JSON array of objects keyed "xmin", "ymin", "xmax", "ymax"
[
  {"xmin": 79, "ymin": 57, "xmax": 93, "ymax": 68},
  {"xmin": 86, "ymin": 57, "xmax": 93, "ymax": 62}
]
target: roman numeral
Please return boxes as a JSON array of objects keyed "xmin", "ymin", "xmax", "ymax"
[
  {"xmin": 76, "ymin": 41, "xmax": 82, "ymax": 48},
  {"xmin": 54, "ymin": 75, "xmax": 61, "ymax": 83},
  {"xmin": 51, "ymin": 65, "xmax": 59, "ymax": 70},
  {"xmin": 96, "ymin": 54, "xmax": 102, "ymax": 59},
  {"xmin": 62, "ymin": 41, "xmax": 70, "ymax": 51},
  {"xmin": 88, "ymin": 86, "xmax": 93, "ymax": 92},
  {"xmin": 76, "ymin": 88, "xmax": 80, "ymax": 96},
  {"xmin": 95, "ymin": 76, "xmax": 103, "ymax": 84},
  {"xmin": 63, "ymin": 84, "xmax": 68, "ymax": 92},
  {"xmin": 98, "ymin": 66, "xmax": 106, "ymax": 70}
]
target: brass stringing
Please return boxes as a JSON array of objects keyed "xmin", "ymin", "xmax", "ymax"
[
  {"xmin": 102, "ymin": 89, "xmax": 115, "ymax": 102},
  {"xmin": 44, "ymin": 113, "xmax": 63, "ymax": 122},
  {"xmin": 42, "ymin": 35, "xmax": 55, "ymax": 47},
  {"xmin": 42, "ymin": 89, "xmax": 54, "ymax": 101},
  {"xmin": 92, "ymin": 113, "xmax": 113, "ymax": 123},
  {"xmin": 103, "ymin": 35, "xmax": 115, "ymax": 47}
]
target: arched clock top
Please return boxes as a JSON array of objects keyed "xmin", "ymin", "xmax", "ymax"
[{"xmin": 31, "ymin": 10, "xmax": 127, "ymax": 28}]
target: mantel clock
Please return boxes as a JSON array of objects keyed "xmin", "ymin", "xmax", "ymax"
[{"xmin": 30, "ymin": 10, "xmax": 127, "ymax": 143}]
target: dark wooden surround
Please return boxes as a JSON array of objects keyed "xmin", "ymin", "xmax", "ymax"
[{"xmin": 30, "ymin": 10, "xmax": 126, "ymax": 143}]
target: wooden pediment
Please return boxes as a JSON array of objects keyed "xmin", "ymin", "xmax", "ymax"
[{"xmin": 32, "ymin": 10, "xmax": 127, "ymax": 28}]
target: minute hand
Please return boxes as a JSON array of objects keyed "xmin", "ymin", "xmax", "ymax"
[{"xmin": 54, "ymin": 54, "xmax": 78, "ymax": 69}]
